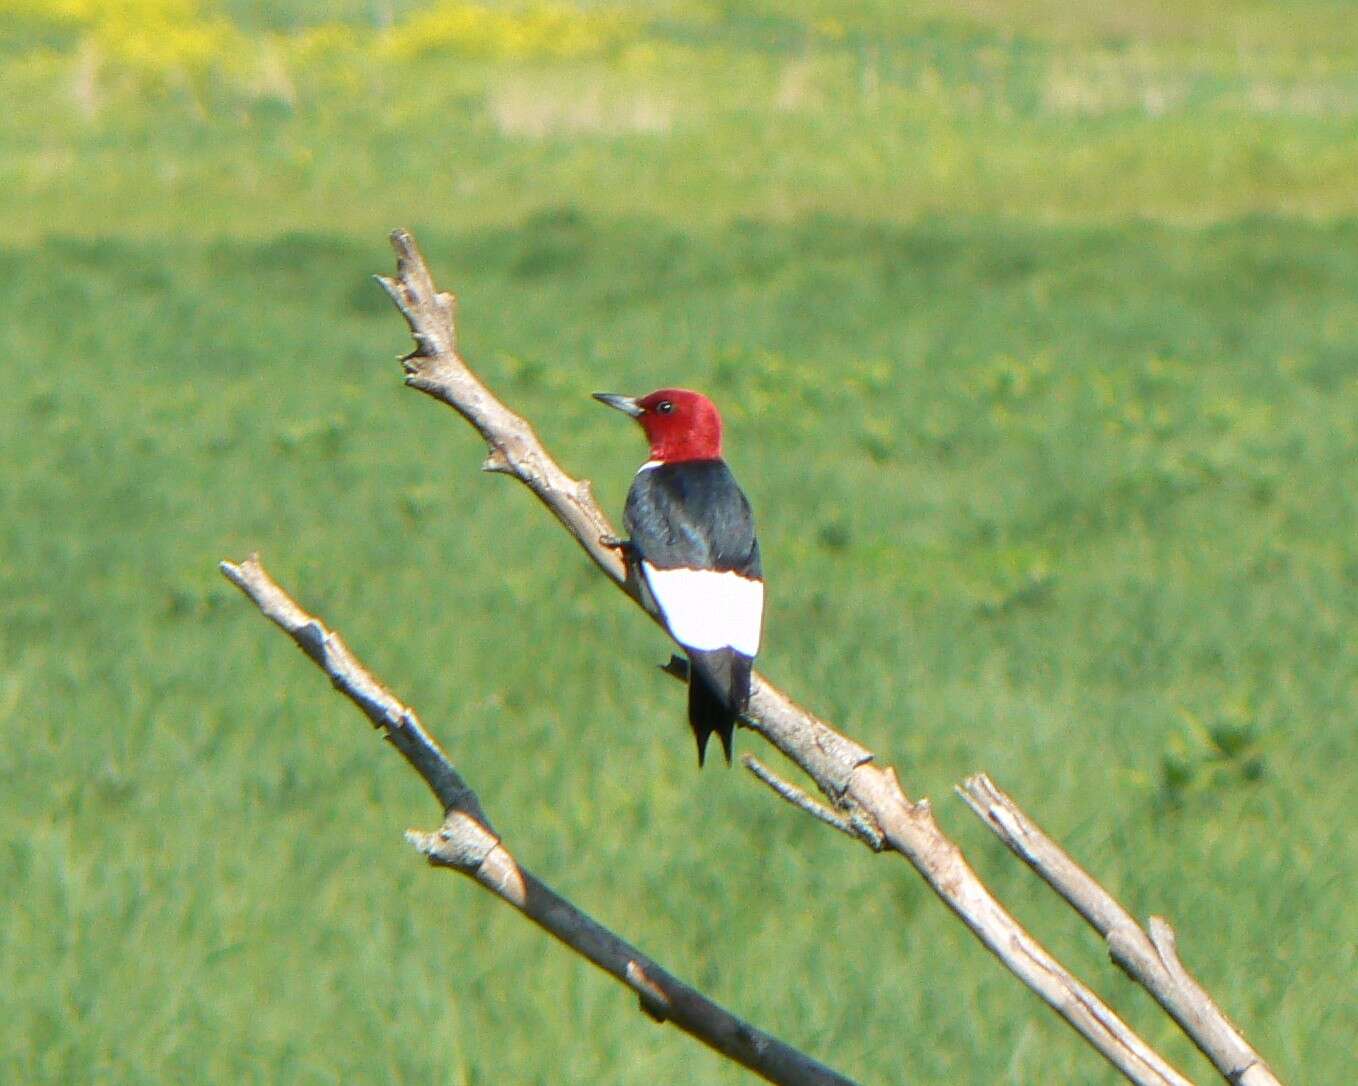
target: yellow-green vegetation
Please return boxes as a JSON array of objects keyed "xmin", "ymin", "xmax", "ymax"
[
  {"xmin": 3, "ymin": 2, "xmax": 1355, "ymax": 1083},
  {"xmin": 4, "ymin": 0, "xmax": 1358, "ymax": 239}
]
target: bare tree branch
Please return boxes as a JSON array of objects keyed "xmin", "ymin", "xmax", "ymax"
[
  {"xmin": 959, "ymin": 773, "xmax": 1283, "ymax": 1086},
  {"xmin": 742, "ymin": 754, "xmax": 883, "ymax": 850},
  {"xmin": 372, "ymin": 228, "xmax": 1222, "ymax": 1086},
  {"xmin": 219, "ymin": 555, "xmax": 861, "ymax": 1086}
]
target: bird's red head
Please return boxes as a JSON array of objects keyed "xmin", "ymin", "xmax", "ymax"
[{"xmin": 593, "ymin": 388, "xmax": 723, "ymax": 462}]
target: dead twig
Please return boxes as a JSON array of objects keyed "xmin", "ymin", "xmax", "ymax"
[
  {"xmin": 959, "ymin": 774, "xmax": 1282, "ymax": 1086},
  {"xmin": 220, "ymin": 555, "xmax": 860, "ymax": 1086},
  {"xmin": 742, "ymin": 754, "xmax": 883, "ymax": 851}
]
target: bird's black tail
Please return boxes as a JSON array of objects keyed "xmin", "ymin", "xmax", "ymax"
[{"xmin": 686, "ymin": 648, "xmax": 753, "ymax": 767}]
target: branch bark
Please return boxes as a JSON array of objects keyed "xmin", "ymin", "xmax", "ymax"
[
  {"xmin": 220, "ymin": 555, "xmax": 860, "ymax": 1086},
  {"xmin": 959, "ymin": 774, "xmax": 1282, "ymax": 1086},
  {"xmin": 372, "ymin": 228, "xmax": 1223, "ymax": 1086}
]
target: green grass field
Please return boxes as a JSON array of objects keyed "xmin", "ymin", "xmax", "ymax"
[{"xmin": 3, "ymin": 2, "xmax": 1356, "ymax": 1082}]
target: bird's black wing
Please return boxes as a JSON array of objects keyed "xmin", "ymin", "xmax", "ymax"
[{"xmin": 623, "ymin": 459, "xmax": 761, "ymax": 577}]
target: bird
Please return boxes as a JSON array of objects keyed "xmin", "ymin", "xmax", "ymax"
[{"xmin": 593, "ymin": 388, "xmax": 763, "ymax": 766}]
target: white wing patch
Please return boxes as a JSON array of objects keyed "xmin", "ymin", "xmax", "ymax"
[{"xmin": 641, "ymin": 562, "xmax": 763, "ymax": 656}]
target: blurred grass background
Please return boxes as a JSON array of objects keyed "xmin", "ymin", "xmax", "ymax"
[{"xmin": 2, "ymin": 1, "xmax": 1355, "ymax": 1082}]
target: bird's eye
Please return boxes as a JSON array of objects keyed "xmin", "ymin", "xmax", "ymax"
[{"xmin": 655, "ymin": 400, "xmax": 674, "ymax": 415}]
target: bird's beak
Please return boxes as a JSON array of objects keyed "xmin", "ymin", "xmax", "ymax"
[{"xmin": 592, "ymin": 392, "xmax": 644, "ymax": 418}]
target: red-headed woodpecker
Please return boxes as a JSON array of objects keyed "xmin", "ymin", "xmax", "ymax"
[{"xmin": 593, "ymin": 388, "xmax": 763, "ymax": 766}]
